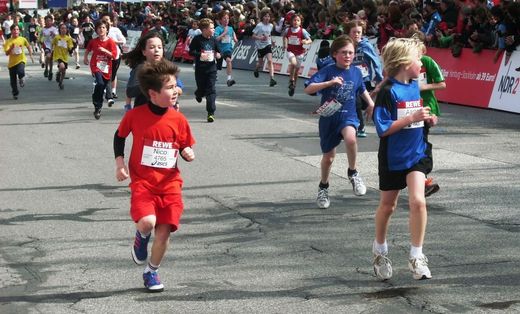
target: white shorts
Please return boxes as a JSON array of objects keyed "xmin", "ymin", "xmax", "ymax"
[{"xmin": 286, "ymin": 51, "xmax": 304, "ymax": 65}]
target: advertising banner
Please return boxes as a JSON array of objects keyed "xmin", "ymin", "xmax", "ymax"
[
  {"xmin": 47, "ymin": 0, "xmax": 68, "ymax": 8},
  {"xmin": 19, "ymin": 0, "xmax": 38, "ymax": 9},
  {"xmin": 489, "ymin": 51, "xmax": 520, "ymax": 113},
  {"xmin": 427, "ymin": 47, "xmax": 500, "ymax": 108},
  {"xmin": 121, "ymin": 30, "xmax": 141, "ymax": 54},
  {"xmin": 230, "ymin": 38, "xmax": 257, "ymax": 71}
]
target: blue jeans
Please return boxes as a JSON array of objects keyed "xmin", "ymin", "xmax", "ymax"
[
  {"xmin": 92, "ymin": 72, "xmax": 111, "ymax": 109},
  {"xmin": 9, "ymin": 62, "xmax": 25, "ymax": 96}
]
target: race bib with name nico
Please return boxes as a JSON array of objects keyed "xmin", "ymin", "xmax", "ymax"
[{"xmin": 141, "ymin": 139, "xmax": 179, "ymax": 169}]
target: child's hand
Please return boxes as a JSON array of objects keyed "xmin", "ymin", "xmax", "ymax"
[
  {"xmin": 116, "ymin": 165, "xmax": 129, "ymax": 181},
  {"xmin": 330, "ymin": 76, "xmax": 344, "ymax": 86},
  {"xmin": 181, "ymin": 147, "xmax": 195, "ymax": 162},
  {"xmin": 426, "ymin": 114, "xmax": 438, "ymax": 126},
  {"xmin": 410, "ymin": 107, "xmax": 431, "ymax": 123}
]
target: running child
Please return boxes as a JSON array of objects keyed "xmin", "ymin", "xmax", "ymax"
[
  {"xmin": 282, "ymin": 13, "xmax": 312, "ymax": 96},
  {"xmin": 113, "ymin": 59, "xmax": 195, "ymax": 292},
  {"xmin": 189, "ymin": 18, "xmax": 221, "ymax": 123},
  {"xmin": 371, "ymin": 37, "xmax": 437, "ymax": 281},
  {"xmin": 68, "ymin": 16, "xmax": 81, "ymax": 69},
  {"xmin": 52, "ymin": 23, "xmax": 74, "ymax": 90},
  {"xmin": 124, "ymin": 32, "xmax": 184, "ymax": 111},
  {"xmin": 215, "ymin": 10, "xmax": 238, "ymax": 87},
  {"xmin": 345, "ymin": 20, "xmax": 384, "ymax": 137},
  {"xmin": 102, "ymin": 13, "xmax": 126, "ymax": 100},
  {"xmin": 303, "ymin": 35, "xmax": 375, "ymax": 209},
  {"xmin": 185, "ymin": 20, "xmax": 201, "ymax": 67},
  {"xmin": 83, "ymin": 20, "xmax": 117, "ymax": 119},
  {"xmin": 27, "ymin": 17, "xmax": 39, "ymax": 53},
  {"xmin": 40, "ymin": 15, "xmax": 58, "ymax": 81},
  {"xmin": 252, "ymin": 8, "xmax": 277, "ymax": 87},
  {"xmin": 4, "ymin": 24, "xmax": 34, "ymax": 99}
]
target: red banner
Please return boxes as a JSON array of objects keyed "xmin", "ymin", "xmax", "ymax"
[{"xmin": 427, "ymin": 47, "xmax": 501, "ymax": 108}]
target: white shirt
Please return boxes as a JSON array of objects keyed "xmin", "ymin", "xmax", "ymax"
[
  {"xmin": 107, "ymin": 27, "xmax": 126, "ymax": 59},
  {"xmin": 2, "ymin": 19, "xmax": 13, "ymax": 35}
]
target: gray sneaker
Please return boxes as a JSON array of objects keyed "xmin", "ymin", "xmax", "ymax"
[
  {"xmin": 408, "ymin": 254, "xmax": 432, "ymax": 280},
  {"xmin": 373, "ymin": 253, "xmax": 393, "ymax": 280},
  {"xmin": 316, "ymin": 188, "xmax": 330, "ymax": 209},
  {"xmin": 349, "ymin": 172, "xmax": 367, "ymax": 196}
]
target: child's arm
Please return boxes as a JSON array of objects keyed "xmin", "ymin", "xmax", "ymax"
[
  {"xmin": 180, "ymin": 147, "xmax": 195, "ymax": 162},
  {"xmin": 304, "ymin": 76, "xmax": 343, "ymax": 95},
  {"xmin": 419, "ymin": 80, "xmax": 446, "ymax": 92},
  {"xmin": 360, "ymin": 90, "xmax": 375, "ymax": 119},
  {"xmin": 114, "ymin": 130, "xmax": 129, "ymax": 181}
]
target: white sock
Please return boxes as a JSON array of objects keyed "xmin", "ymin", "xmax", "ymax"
[
  {"xmin": 112, "ymin": 88, "xmax": 116, "ymax": 94},
  {"xmin": 138, "ymin": 230, "xmax": 150, "ymax": 238},
  {"xmin": 373, "ymin": 240, "xmax": 388, "ymax": 255},
  {"xmin": 227, "ymin": 75, "xmax": 232, "ymax": 80},
  {"xmin": 410, "ymin": 245, "xmax": 423, "ymax": 259},
  {"xmin": 144, "ymin": 262, "xmax": 159, "ymax": 274}
]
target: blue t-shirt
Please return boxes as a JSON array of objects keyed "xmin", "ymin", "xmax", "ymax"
[
  {"xmin": 306, "ymin": 63, "xmax": 365, "ymax": 116},
  {"xmin": 373, "ymin": 78, "xmax": 427, "ymax": 171},
  {"xmin": 214, "ymin": 24, "xmax": 235, "ymax": 53}
]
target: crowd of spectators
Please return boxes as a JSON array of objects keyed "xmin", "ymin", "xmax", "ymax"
[{"xmin": 2, "ymin": 0, "xmax": 519, "ymax": 60}]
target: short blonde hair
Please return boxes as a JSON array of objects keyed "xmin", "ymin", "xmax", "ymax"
[{"xmin": 381, "ymin": 38, "xmax": 422, "ymax": 77}]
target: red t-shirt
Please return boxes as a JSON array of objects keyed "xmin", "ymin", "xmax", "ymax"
[
  {"xmin": 117, "ymin": 105, "xmax": 196, "ymax": 194},
  {"xmin": 86, "ymin": 37, "xmax": 117, "ymax": 80}
]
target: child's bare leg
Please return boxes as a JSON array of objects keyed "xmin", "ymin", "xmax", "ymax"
[
  {"xmin": 226, "ymin": 57, "xmax": 232, "ymax": 76},
  {"xmin": 320, "ymin": 149, "xmax": 336, "ymax": 184},
  {"xmin": 149, "ymin": 224, "xmax": 171, "ymax": 266},
  {"xmin": 267, "ymin": 54, "xmax": 274, "ymax": 77},
  {"xmin": 136, "ymin": 215, "xmax": 155, "ymax": 235},
  {"xmin": 341, "ymin": 126, "xmax": 358, "ymax": 170},
  {"xmin": 256, "ymin": 57, "xmax": 263, "ymax": 71},
  {"xmin": 406, "ymin": 171, "xmax": 427, "ymax": 247},
  {"xmin": 375, "ymin": 190, "xmax": 399, "ymax": 244}
]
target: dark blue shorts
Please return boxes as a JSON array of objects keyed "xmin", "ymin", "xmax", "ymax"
[{"xmin": 319, "ymin": 110, "xmax": 360, "ymax": 153}]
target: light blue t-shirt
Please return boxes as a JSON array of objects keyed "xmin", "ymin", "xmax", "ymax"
[{"xmin": 214, "ymin": 24, "xmax": 235, "ymax": 53}]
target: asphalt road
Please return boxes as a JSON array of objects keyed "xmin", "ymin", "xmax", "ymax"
[{"xmin": 1, "ymin": 50, "xmax": 519, "ymax": 313}]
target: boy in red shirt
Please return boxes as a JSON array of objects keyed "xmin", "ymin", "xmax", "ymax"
[
  {"xmin": 83, "ymin": 20, "xmax": 117, "ymax": 119},
  {"xmin": 113, "ymin": 59, "xmax": 196, "ymax": 292}
]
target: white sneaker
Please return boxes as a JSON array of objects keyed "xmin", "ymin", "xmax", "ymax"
[
  {"xmin": 316, "ymin": 188, "xmax": 330, "ymax": 209},
  {"xmin": 373, "ymin": 253, "xmax": 393, "ymax": 280},
  {"xmin": 408, "ymin": 254, "xmax": 432, "ymax": 280},
  {"xmin": 349, "ymin": 172, "xmax": 366, "ymax": 196}
]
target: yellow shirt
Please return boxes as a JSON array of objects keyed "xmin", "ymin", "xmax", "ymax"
[
  {"xmin": 4, "ymin": 36, "xmax": 30, "ymax": 68},
  {"xmin": 52, "ymin": 34, "xmax": 74, "ymax": 62}
]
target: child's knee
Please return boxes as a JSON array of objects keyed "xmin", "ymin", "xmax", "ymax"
[
  {"xmin": 409, "ymin": 196, "xmax": 426, "ymax": 213},
  {"xmin": 137, "ymin": 215, "xmax": 156, "ymax": 231}
]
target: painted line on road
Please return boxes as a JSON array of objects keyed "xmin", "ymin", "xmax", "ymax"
[
  {"xmin": 275, "ymin": 114, "xmax": 317, "ymax": 126},
  {"xmin": 216, "ymin": 101, "xmax": 238, "ymax": 107}
]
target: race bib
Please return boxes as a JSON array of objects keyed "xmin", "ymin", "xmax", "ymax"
[
  {"xmin": 13, "ymin": 46, "xmax": 22, "ymax": 55},
  {"xmin": 58, "ymin": 40, "xmax": 68, "ymax": 48},
  {"xmin": 314, "ymin": 99, "xmax": 342, "ymax": 117},
  {"xmin": 288, "ymin": 35, "xmax": 300, "ymax": 46},
  {"xmin": 221, "ymin": 35, "xmax": 231, "ymax": 44},
  {"xmin": 96, "ymin": 60, "xmax": 109, "ymax": 73},
  {"xmin": 141, "ymin": 140, "xmax": 179, "ymax": 168},
  {"xmin": 73, "ymin": 27, "xmax": 80, "ymax": 35},
  {"xmin": 29, "ymin": 27, "xmax": 35, "ymax": 32},
  {"xmin": 356, "ymin": 64, "xmax": 369, "ymax": 77},
  {"xmin": 200, "ymin": 50, "xmax": 214, "ymax": 62},
  {"xmin": 397, "ymin": 100, "xmax": 424, "ymax": 129}
]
